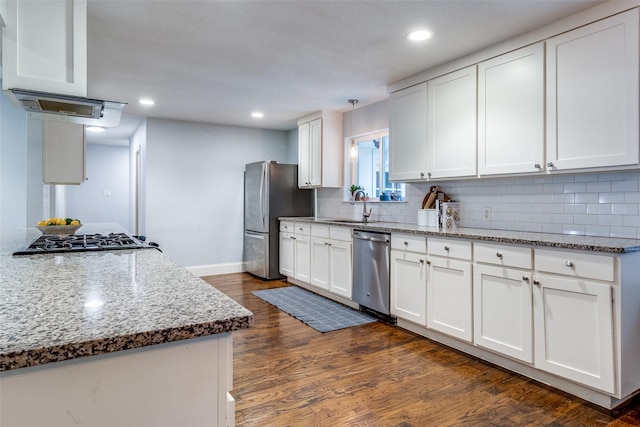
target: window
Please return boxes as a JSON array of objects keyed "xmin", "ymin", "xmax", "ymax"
[{"xmin": 350, "ymin": 130, "xmax": 405, "ymax": 201}]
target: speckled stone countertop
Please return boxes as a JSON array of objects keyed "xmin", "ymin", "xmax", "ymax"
[
  {"xmin": 0, "ymin": 224, "xmax": 253, "ymax": 372},
  {"xmin": 281, "ymin": 217, "xmax": 640, "ymax": 254}
]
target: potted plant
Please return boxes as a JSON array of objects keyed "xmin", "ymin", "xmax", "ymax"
[{"xmin": 350, "ymin": 184, "xmax": 364, "ymax": 200}]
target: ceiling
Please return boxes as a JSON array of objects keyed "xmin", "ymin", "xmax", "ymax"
[{"xmin": 85, "ymin": 0, "xmax": 606, "ymax": 144}]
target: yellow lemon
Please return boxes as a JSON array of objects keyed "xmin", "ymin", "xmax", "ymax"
[
  {"xmin": 46, "ymin": 219, "xmax": 57, "ymax": 226},
  {"xmin": 70, "ymin": 220, "xmax": 81, "ymax": 226},
  {"xmin": 56, "ymin": 218, "xmax": 66, "ymax": 225},
  {"xmin": 36, "ymin": 220, "xmax": 47, "ymax": 227}
]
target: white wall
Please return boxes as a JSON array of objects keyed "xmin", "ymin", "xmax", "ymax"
[
  {"xmin": 66, "ymin": 143, "xmax": 130, "ymax": 230},
  {"xmin": 145, "ymin": 118, "xmax": 290, "ymax": 268}
]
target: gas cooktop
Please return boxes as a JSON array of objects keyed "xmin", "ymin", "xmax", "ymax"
[{"xmin": 13, "ymin": 233, "xmax": 153, "ymax": 255}]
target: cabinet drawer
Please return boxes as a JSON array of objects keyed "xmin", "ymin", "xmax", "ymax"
[
  {"xmin": 294, "ymin": 222, "xmax": 311, "ymax": 236},
  {"xmin": 311, "ymin": 224, "xmax": 329, "ymax": 238},
  {"xmin": 475, "ymin": 242, "xmax": 532, "ymax": 269},
  {"xmin": 428, "ymin": 237, "xmax": 471, "ymax": 260},
  {"xmin": 534, "ymin": 249, "xmax": 615, "ymax": 282},
  {"xmin": 391, "ymin": 234, "xmax": 427, "ymax": 253},
  {"xmin": 280, "ymin": 221, "xmax": 294, "ymax": 232},
  {"xmin": 330, "ymin": 226, "xmax": 351, "ymax": 242}
]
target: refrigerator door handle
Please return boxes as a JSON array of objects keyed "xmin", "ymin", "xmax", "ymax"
[
  {"xmin": 244, "ymin": 230, "xmax": 265, "ymax": 239},
  {"xmin": 260, "ymin": 163, "xmax": 267, "ymax": 230}
]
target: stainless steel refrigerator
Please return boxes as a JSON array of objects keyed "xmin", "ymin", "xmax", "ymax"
[{"xmin": 243, "ymin": 161, "xmax": 313, "ymax": 279}]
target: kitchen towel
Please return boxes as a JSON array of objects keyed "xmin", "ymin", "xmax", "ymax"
[{"xmin": 252, "ymin": 286, "xmax": 377, "ymax": 332}]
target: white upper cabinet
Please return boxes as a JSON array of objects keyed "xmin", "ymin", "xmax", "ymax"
[
  {"xmin": 389, "ymin": 82, "xmax": 428, "ymax": 182},
  {"xmin": 2, "ymin": 0, "xmax": 87, "ymax": 96},
  {"xmin": 546, "ymin": 9, "xmax": 639, "ymax": 171},
  {"xmin": 427, "ymin": 65, "xmax": 477, "ymax": 179},
  {"xmin": 42, "ymin": 121, "xmax": 86, "ymax": 185},
  {"xmin": 478, "ymin": 43, "xmax": 545, "ymax": 176},
  {"xmin": 298, "ymin": 112, "xmax": 342, "ymax": 189}
]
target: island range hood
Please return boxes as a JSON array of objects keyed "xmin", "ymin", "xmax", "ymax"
[{"xmin": 6, "ymin": 88, "xmax": 127, "ymax": 127}]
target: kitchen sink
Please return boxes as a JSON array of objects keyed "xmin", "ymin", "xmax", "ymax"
[{"xmin": 322, "ymin": 219, "xmax": 377, "ymax": 224}]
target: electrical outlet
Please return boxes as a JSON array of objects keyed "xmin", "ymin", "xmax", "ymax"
[
  {"xmin": 482, "ymin": 207, "xmax": 491, "ymax": 222},
  {"xmin": 103, "ymin": 189, "xmax": 112, "ymax": 197}
]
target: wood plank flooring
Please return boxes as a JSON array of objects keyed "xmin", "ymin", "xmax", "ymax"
[{"xmin": 204, "ymin": 273, "xmax": 640, "ymax": 427}]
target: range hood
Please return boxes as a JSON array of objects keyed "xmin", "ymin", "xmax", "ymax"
[{"xmin": 6, "ymin": 88, "xmax": 127, "ymax": 127}]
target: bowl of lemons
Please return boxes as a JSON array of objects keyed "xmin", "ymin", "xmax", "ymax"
[{"xmin": 36, "ymin": 218, "xmax": 82, "ymax": 236}]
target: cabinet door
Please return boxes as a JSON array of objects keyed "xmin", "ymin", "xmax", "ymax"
[
  {"xmin": 42, "ymin": 121, "xmax": 86, "ymax": 184},
  {"xmin": 279, "ymin": 232, "xmax": 294, "ymax": 277},
  {"xmin": 546, "ymin": 9, "xmax": 639, "ymax": 171},
  {"xmin": 473, "ymin": 264, "xmax": 533, "ymax": 363},
  {"xmin": 329, "ymin": 240, "xmax": 352, "ymax": 298},
  {"xmin": 294, "ymin": 235, "xmax": 311, "ymax": 283},
  {"xmin": 427, "ymin": 257, "xmax": 472, "ymax": 341},
  {"xmin": 297, "ymin": 121, "xmax": 311, "ymax": 187},
  {"xmin": 2, "ymin": 0, "xmax": 87, "ymax": 96},
  {"xmin": 478, "ymin": 43, "xmax": 544, "ymax": 176},
  {"xmin": 390, "ymin": 250, "xmax": 427, "ymax": 325},
  {"xmin": 309, "ymin": 118, "xmax": 323, "ymax": 187},
  {"xmin": 310, "ymin": 237, "xmax": 330, "ymax": 290},
  {"xmin": 533, "ymin": 274, "xmax": 614, "ymax": 394},
  {"xmin": 389, "ymin": 82, "xmax": 428, "ymax": 181},
  {"xmin": 427, "ymin": 66, "xmax": 477, "ymax": 179}
]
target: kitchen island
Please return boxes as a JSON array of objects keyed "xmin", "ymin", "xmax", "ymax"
[{"xmin": 0, "ymin": 225, "xmax": 252, "ymax": 427}]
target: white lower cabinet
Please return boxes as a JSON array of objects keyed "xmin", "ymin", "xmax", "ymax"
[
  {"xmin": 532, "ymin": 273, "xmax": 615, "ymax": 394},
  {"xmin": 279, "ymin": 231, "xmax": 295, "ymax": 277},
  {"xmin": 293, "ymin": 234, "xmax": 311, "ymax": 283},
  {"xmin": 473, "ymin": 264, "xmax": 533, "ymax": 363},
  {"xmin": 390, "ymin": 250, "xmax": 427, "ymax": 325},
  {"xmin": 309, "ymin": 225, "xmax": 352, "ymax": 298},
  {"xmin": 426, "ymin": 256, "xmax": 473, "ymax": 342}
]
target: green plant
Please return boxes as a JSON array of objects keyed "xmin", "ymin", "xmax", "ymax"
[{"xmin": 350, "ymin": 184, "xmax": 362, "ymax": 193}]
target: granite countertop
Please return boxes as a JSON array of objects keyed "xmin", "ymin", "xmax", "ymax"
[
  {"xmin": 0, "ymin": 225, "xmax": 253, "ymax": 372},
  {"xmin": 281, "ymin": 217, "xmax": 640, "ymax": 254}
]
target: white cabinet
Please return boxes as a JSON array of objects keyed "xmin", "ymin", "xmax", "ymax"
[
  {"xmin": 478, "ymin": 43, "xmax": 544, "ymax": 176},
  {"xmin": 309, "ymin": 225, "xmax": 352, "ymax": 298},
  {"xmin": 426, "ymin": 237, "xmax": 473, "ymax": 342},
  {"xmin": 2, "ymin": 0, "xmax": 87, "ymax": 96},
  {"xmin": 473, "ymin": 243, "xmax": 534, "ymax": 363},
  {"xmin": 279, "ymin": 221, "xmax": 311, "ymax": 282},
  {"xmin": 546, "ymin": 9, "xmax": 639, "ymax": 171},
  {"xmin": 390, "ymin": 235, "xmax": 427, "ymax": 325},
  {"xmin": 297, "ymin": 112, "xmax": 342, "ymax": 188},
  {"xmin": 389, "ymin": 82, "xmax": 428, "ymax": 182},
  {"xmin": 427, "ymin": 66, "xmax": 477, "ymax": 179},
  {"xmin": 533, "ymin": 248, "xmax": 615, "ymax": 393},
  {"xmin": 42, "ymin": 121, "xmax": 86, "ymax": 184}
]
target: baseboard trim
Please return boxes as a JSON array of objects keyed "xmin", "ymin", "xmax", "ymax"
[{"xmin": 187, "ymin": 262, "xmax": 244, "ymax": 277}]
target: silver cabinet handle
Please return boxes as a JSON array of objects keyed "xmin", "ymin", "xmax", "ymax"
[
  {"xmin": 534, "ymin": 163, "xmax": 541, "ymax": 169},
  {"xmin": 533, "ymin": 280, "xmax": 540, "ymax": 286},
  {"xmin": 420, "ymin": 172, "xmax": 425, "ymax": 178},
  {"xmin": 522, "ymin": 276, "xmax": 529, "ymax": 281},
  {"xmin": 444, "ymin": 246, "xmax": 450, "ymax": 251},
  {"xmin": 426, "ymin": 260, "xmax": 431, "ymax": 265},
  {"xmin": 566, "ymin": 260, "xmax": 574, "ymax": 267},
  {"xmin": 427, "ymin": 172, "xmax": 432, "ymax": 177},
  {"xmin": 419, "ymin": 259, "xmax": 424, "ymax": 264},
  {"xmin": 496, "ymin": 252, "xmax": 503, "ymax": 258},
  {"xmin": 404, "ymin": 241, "xmax": 409, "ymax": 246},
  {"xmin": 547, "ymin": 162, "xmax": 554, "ymax": 168}
]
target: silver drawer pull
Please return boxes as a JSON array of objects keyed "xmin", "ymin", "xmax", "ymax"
[
  {"xmin": 404, "ymin": 241, "xmax": 409, "ymax": 246},
  {"xmin": 522, "ymin": 276, "xmax": 529, "ymax": 281},
  {"xmin": 547, "ymin": 162, "xmax": 554, "ymax": 168},
  {"xmin": 565, "ymin": 260, "xmax": 574, "ymax": 267},
  {"xmin": 419, "ymin": 259, "xmax": 424, "ymax": 264},
  {"xmin": 496, "ymin": 252, "xmax": 503, "ymax": 258},
  {"xmin": 533, "ymin": 280, "xmax": 540, "ymax": 286},
  {"xmin": 534, "ymin": 163, "xmax": 541, "ymax": 169},
  {"xmin": 426, "ymin": 260, "xmax": 431, "ymax": 265},
  {"xmin": 444, "ymin": 246, "xmax": 450, "ymax": 251}
]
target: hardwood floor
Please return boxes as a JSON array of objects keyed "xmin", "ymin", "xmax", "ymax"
[{"xmin": 204, "ymin": 273, "xmax": 640, "ymax": 427}]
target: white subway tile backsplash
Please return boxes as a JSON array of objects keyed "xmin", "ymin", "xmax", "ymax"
[{"xmin": 317, "ymin": 172, "xmax": 640, "ymax": 240}]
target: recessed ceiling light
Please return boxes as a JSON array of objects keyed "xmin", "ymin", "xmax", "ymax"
[
  {"xmin": 139, "ymin": 98, "xmax": 155, "ymax": 106},
  {"xmin": 86, "ymin": 126, "xmax": 105, "ymax": 133},
  {"xmin": 407, "ymin": 30, "xmax": 432, "ymax": 42},
  {"xmin": 252, "ymin": 112, "xmax": 264, "ymax": 118}
]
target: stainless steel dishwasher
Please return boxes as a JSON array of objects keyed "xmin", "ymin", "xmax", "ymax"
[{"xmin": 352, "ymin": 230, "xmax": 391, "ymax": 315}]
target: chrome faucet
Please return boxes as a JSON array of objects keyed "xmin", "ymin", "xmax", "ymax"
[{"xmin": 350, "ymin": 189, "xmax": 372, "ymax": 223}]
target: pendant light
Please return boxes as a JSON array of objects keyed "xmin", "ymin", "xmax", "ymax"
[{"xmin": 348, "ymin": 99, "xmax": 359, "ymax": 159}]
